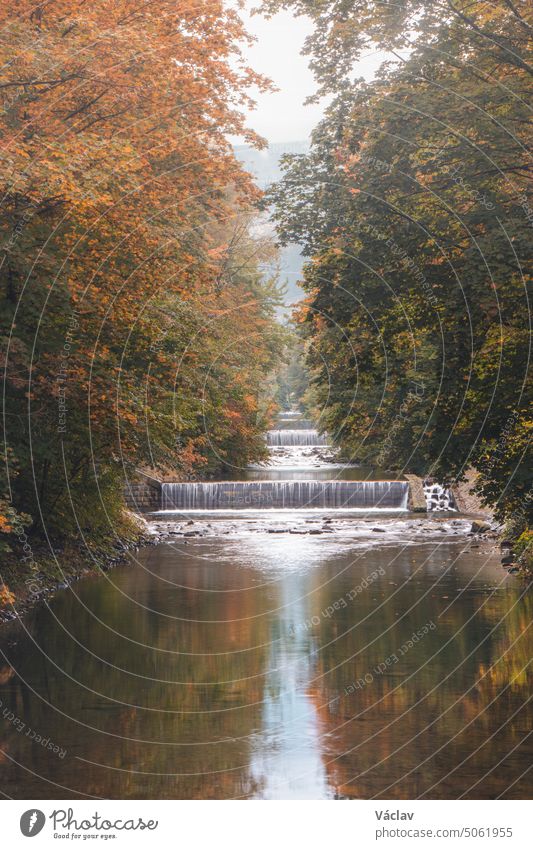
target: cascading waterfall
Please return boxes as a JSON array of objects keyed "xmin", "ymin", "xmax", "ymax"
[
  {"xmin": 161, "ymin": 480, "xmax": 409, "ymax": 511},
  {"xmin": 158, "ymin": 409, "xmax": 411, "ymax": 513},
  {"xmin": 267, "ymin": 429, "xmax": 329, "ymax": 447},
  {"xmin": 423, "ymin": 481, "xmax": 455, "ymax": 512}
]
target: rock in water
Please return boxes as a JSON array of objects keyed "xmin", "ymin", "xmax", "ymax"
[{"xmin": 471, "ymin": 520, "xmax": 491, "ymax": 534}]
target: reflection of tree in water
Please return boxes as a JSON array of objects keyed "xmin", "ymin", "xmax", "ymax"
[
  {"xmin": 309, "ymin": 580, "xmax": 533, "ymax": 799},
  {"xmin": 0, "ymin": 557, "xmax": 272, "ymax": 799},
  {"xmin": 2, "ymin": 544, "xmax": 532, "ymax": 799}
]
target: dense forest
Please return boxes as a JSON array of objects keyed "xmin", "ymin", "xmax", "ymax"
[
  {"xmin": 263, "ymin": 0, "xmax": 532, "ymax": 558},
  {"xmin": 0, "ymin": 0, "xmax": 285, "ymax": 596}
]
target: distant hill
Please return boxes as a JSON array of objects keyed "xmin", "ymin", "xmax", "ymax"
[{"xmin": 235, "ymin": 141, "xmax": 310, "ymax": 307}]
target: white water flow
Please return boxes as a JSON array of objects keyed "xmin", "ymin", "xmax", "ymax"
[
  {"xmin": 267, "ymin": 429, "xmax": 329, "ymax": 446},
  {"xmin": 424, "ymin": 481, "xmax": 456, "ymax": 512},
  {"xmin": 161, "ymin": 479, "xmax": 409, "ymax": 510}
]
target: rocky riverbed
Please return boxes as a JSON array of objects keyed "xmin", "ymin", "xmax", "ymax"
[
  {"xmin": 146, "ymin": 514, "xmax": 499, "ymax": 549},
  {"xmin": 249, "ymin": 444, "xmax": 341, "ymax": 468}
]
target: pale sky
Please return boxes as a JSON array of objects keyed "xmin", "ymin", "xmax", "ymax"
[{"xmin": 235, "ymin": 2, "xmax": 385, "ymax": 144}]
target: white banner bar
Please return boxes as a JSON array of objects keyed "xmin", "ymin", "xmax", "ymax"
[{"xmin": 2, "ymin": 799, "xmax": 531, "ymax": 848}]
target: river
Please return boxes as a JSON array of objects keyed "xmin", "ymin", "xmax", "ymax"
[{"xmin": 0, "ymin": 422, "xmax": 531, "ymax": 799}]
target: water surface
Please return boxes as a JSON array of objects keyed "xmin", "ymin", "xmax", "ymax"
[{"xmin": 0, "ymin": 532, "xmax": 531, "ymax": 799}]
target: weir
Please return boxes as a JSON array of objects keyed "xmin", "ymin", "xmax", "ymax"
[
  {"xmin": 267, "ymin": 429, "xmax": 329, "ymax": 447},
  {"xmin": 276, "ymin": 419, "xmax": 315, "ymax": 429},
  {"xmin": 161, "ymin": 480, "xmax": 409, "ymax": 511}
]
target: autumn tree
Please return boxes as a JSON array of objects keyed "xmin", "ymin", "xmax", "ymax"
[{"xmin": 1, "ymin": 1, "xmax": 283, "ymax": 564}]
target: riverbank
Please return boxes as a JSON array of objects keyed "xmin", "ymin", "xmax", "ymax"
[{"xmin": 0, "ymin": 511, "xmax": 152, "ymax": 625}]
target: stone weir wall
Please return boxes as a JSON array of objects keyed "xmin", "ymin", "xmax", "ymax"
[
  {"xmin": 123, "ymin": 472, "xmax": 490, "ymax": 516},
  {"xmin": 405, "ymin": 475, "xmax": 427, "ymax": 512},
  {"xmin": 124, "ymin": 474, "xmax": 162, "ymax": 512},
  {"xmin": 128, "ymin": 477, "xmax": 417, "ymax": 513}
]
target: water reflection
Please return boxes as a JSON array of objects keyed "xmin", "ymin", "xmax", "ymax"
[{"xmin": 0, "ymin": 536, "xmax": 532, "ymax": 799}]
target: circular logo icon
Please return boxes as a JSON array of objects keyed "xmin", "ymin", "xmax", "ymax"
[{"xmin": 20, "ymin": 810, "xmax": 46, "ymax": 837}]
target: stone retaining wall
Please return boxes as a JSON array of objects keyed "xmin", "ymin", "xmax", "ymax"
[
  {"xmin": 124, "ymin": 475, "xmax": 161, "ymax": 513},
  {"xmin": 405, "ymin": 474, "xmax": 427, "ymax": 512},
  {"xmin": 451, "ymin": 470, "xmax": 493, "ymax": 517}
]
